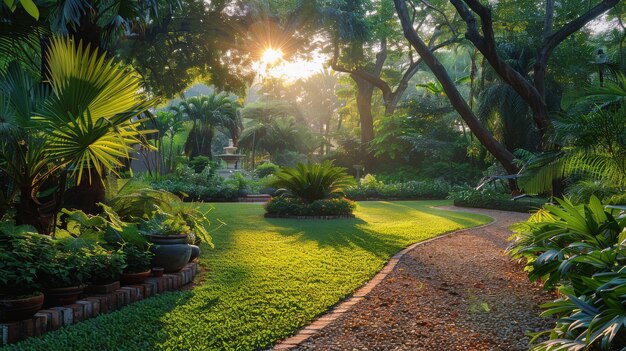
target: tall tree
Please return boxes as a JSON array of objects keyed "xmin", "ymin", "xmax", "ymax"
[{"xmin": 173, "ymin": 93, "xmax": 242, "ymax": 160}]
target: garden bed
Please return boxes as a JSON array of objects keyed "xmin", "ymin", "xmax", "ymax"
[{"xmin": 0, "ymin": 263, "xmax": 199, "ymax": 346}]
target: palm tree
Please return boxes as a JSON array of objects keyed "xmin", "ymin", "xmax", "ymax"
[
  {"xmin": 239, "ymin": 116, "xmax": 312, "ymax": 165},
  {"xmin": 0, "ymin": 36, "xmax": 157, "ymax": 232},
  {"xmin": 172, "ymin": 93, "xmax": 242, "ymax": 160}
]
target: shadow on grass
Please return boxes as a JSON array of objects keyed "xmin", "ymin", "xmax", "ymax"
[{"xmin": 263, "ymin": 201, "xmax": 491, "ymax": 260}]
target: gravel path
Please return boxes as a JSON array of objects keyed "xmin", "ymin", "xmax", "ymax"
[{"xmin": 290, "ymin": 207, "xmax": 553, "ymax": 351}]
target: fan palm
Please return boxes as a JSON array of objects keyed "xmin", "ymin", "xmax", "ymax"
[
  {"xmin": 271, "ymin": 161, "xmax": 356, "ymax": 203},
  {"xmin": 0, "ymin": 36, "xmax": 157, "ymax": 232},
  {"xmin": 172, "ymin": 93, "xmax": 242, "ymax": 159}
]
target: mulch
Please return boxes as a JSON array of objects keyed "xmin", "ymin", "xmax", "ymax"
[{"xmin": 290, "ymin": 207, "xmax": 554, "ymax": 351}]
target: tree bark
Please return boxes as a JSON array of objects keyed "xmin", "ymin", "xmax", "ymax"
[
  {"xmin": 353, "ymin": 74, "xmax": 376, "ymax": 170},
  {"xmin": 394, "ymin": 0, "xmax": 519, "ymax": 190}
]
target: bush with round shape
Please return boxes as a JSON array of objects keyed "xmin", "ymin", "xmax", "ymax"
[{"xmin": 254, "ymin": 162, "xmax": 280, "ymax": 178}]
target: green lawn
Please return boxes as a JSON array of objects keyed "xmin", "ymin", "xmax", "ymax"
[{"xmin": 4, "ymin": 201, "xmax": 490, "ymax": 351}]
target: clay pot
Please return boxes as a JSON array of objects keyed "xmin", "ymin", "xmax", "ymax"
[
  {"xmin": 151, "ymin": 267, "xmax": 164, "ymax": 277},
  {"xmin": 0, "ymin": 293, "xmax": 44, "ymax": 322},
  {"xmin": 44, "ymin": 286, "xmax": 84, "ymax": 307},
  {"xmin": 189, "ymin": 245, "xmax": 200, "ymax": 262},
  {"xmin": 149, "ymin": 235, "xmax": 191, "ymax": 273},
  {"xmin": 85, "ymin": 281, "xmax": 120, "ymax": 294},
  {"xmin": 121, "ymin": 270, "xmax": 151, "ymax": 285}
]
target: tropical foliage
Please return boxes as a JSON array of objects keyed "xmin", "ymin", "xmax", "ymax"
[
  {"xmin": 0, "ymin": 36, "xmax": 155, "ymax": 232},
  {"xmin": 172, "ymin": 92, "xmax": 242, "ymax": 159},
  {"xmin": 271, "ymin": 161, "xmax": 355, "ymax": 203},
  {"xmin": 508, "ymin": 197, "xmax": 626, "ymax": 350}
]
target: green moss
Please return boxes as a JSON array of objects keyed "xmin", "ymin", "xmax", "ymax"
[{"xmin": 3, "ymin": 201, "xmax": 490, "ymax": 351}]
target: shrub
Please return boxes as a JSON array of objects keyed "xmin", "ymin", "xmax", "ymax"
[
  {"xmin": 345, "ymin": 175, "xmax": 451, "ymax": 200},
  {"xmin": 448, "ymin": 187, "xmax": 545, "ymax": 213},
  {"xmin": 0, "ymin": 221, "xmax": 54, "ymax": 297},
  {"xmin": 41, "ymin": 247, "xmax": 92, "ymax": 289},
  {"xmin": 272, "ymin": 161, "xmax": 356, "ymax": 203},
  {"xmin": 85, "ymin": 247, "xmax": 126, "ymax": 284},
  {"xmin": 508, "ymin": 196, "xmax": 626, "ymax": 350},
  {"xmin": 122, "ymin": 245, "xmax": 154, "ymax": 273},
  {"xmin": 264, "ymin": 197, "xmax": 356, "ymax": 216},
  {"xmin": 255, "ymin": 162, "xmax": 280, "ymax": 178}
]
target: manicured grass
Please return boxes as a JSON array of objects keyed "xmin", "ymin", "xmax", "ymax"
[{"xmin": 3, "ymin": 201, "xmax": 490, "ymax": 351}]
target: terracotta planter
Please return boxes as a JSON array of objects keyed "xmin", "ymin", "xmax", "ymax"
[
  {"xmin": 151, "ymin": 267, "xmax": 164, "ymax": 277},
  {"xmin": 44, "ymin": 286, "xmax": 84, "ymax": 307},
  {"xmin": 0, "ymin": 293, "xmax": 44, "ymax": 322},
  {"xmin": 149, "ymin": 235, "xmax": 191, "ymax": 273},
  {"xmin": 121, "ymin": 270, "xmax": 151, "ymax": 285},
  {"xmin": 85, "ymin": 281, "xmax": 120, "ymax": 294}
]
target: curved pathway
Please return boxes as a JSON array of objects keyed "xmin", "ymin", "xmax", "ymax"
[{"xmin": 274, "ymin": 207, "xmax": 553, "ymax": 351}]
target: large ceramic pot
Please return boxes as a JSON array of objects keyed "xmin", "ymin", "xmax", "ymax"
[
  {"xmin": 149, "ymin": 235, "xmax": 191, "ymax": 273},
  {"xmin": 44, "ymin": 286, "xmax": 84, "ymax": 307},
  {"xmin": 121, "ymin": 270, "xmax": 151, "ymax": 285},
  {"xmin": 0, "ymin": 293, "xmax": 44, "ymax": 322},
  {"xmin": 189, "ymin": 245, "xmax": 200, "ymax": 262}
]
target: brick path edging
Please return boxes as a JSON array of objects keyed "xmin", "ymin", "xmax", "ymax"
[
  {"xmin": 271, "ymin": 211, "xmax": 497, "ymax": 350},
  {"xmin": 0, "ymin": 262, "xmax": 199, "ymax": 346}
]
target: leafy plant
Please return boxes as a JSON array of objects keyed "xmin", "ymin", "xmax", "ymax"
[
  {"xmin": 137, "ymin": 205, "xmax": 213, "ymax": 246},
  {"xmin": 122, "ymin": 245, "xmax": 154, "ymax": 274},
  {"xmin": 508, "ymin": 196, "xmax": 625, "ymax": 291},
  {"xmin": 509, "ymin": 196, "xmax": 626, "ymax": 350},
  {"xmin": 254, "ymin": 162, "xmax": 280, "ymax": 178},
  {"xmin": 108, "ymin": 186, "xmax": 179, "ymax": 220},
  {"xmin": 40, "ymin": 246, "xmax": 92, "ymax": 289},
  {"xmin": 271, "ymin": 161, "xmax": 356, "ymax": 203},
  {"xmin": 85, "ymin": 247, "xmax": 126, "ymax": 284},
  {"xmin": 0, "ymin": 220, "xmax": 53, "ymax": 297}
]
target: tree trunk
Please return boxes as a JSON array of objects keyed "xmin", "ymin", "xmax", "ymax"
[
  {"xmin": 353, "ymin": 75, "xmax": 376, "ymax": 171},
  {"xmin": 394, "ymin": 0, "xmax": 519, "ymax": 190}
]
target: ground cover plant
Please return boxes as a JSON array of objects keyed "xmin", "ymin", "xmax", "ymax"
[{"xmin": 1, "ymin": 201, "xmax": 490, "ymax": 351}]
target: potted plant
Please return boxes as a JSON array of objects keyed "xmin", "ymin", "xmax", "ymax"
[
  {"xmin": 41, "ymin": 248, "xmax": 91, "ymax": 307},
  {"xmin": 0, "ymin": 222, "xmax": 53, "ymax": 322},
  {"xmin": 139, "ymin": 207, "xmax": 210, "ymax": 272},
  {"xmin": 120, "ymin": 245, "xmax": 154, "ymax": 284},
  {"xmin": 85, "ymin": 247, "xmax": 126, "ymax": 294}
]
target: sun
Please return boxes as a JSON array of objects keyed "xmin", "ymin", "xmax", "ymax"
[
  {"xmin": 260, "ymin": 48, "xmax": 284, "ymax": 66},
  {"xmin": 255, "ymin": 47, "xmax": 327, "ymax": 83}
]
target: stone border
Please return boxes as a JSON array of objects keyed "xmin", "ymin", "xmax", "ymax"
[
  {"xmin": 271, "ymin": 212, "xmax": 496, "ymax": 350},
  {"xmin": 0, "ymin": 262, "xmax": 199, "ymax": 346},
  {"xmin": 264, "ymin": 214, "xmax": 355, "ymax": 220}
]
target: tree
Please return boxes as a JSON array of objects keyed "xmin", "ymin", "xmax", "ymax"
[
  {"xmin": 393, "ymin": 0, "xmax": 620, "ymax": 191},
  {"xmin": 448, "ymin": 0, "xmax": 619, "ymax": 146},
  {"xmin": 393, "ymin": 0, "xmax": 519, "ymax": 189},
  {"xmin": 173, "ymin": 93, "xmax": 242, "ymax": 160}
]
